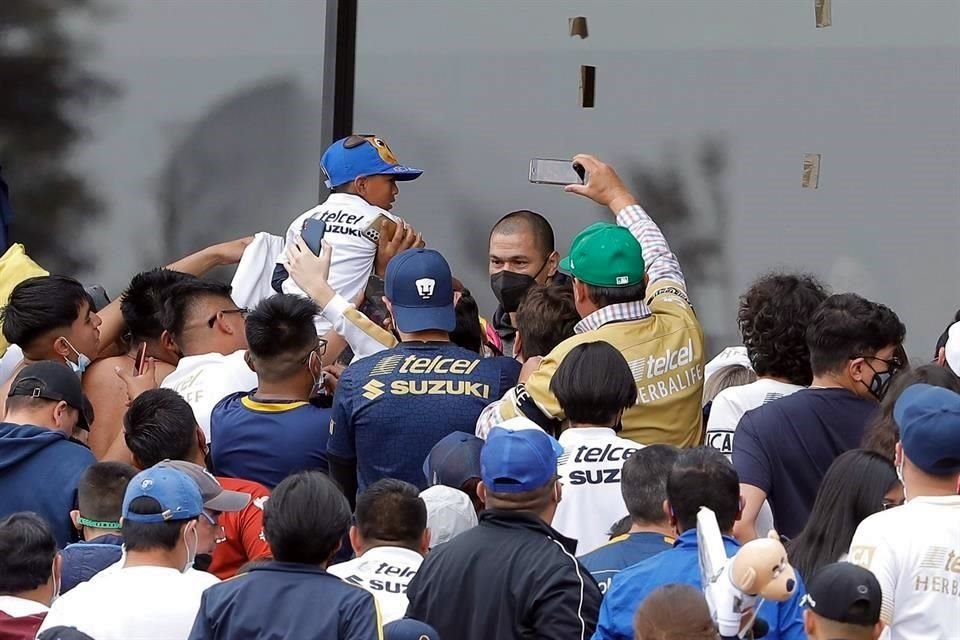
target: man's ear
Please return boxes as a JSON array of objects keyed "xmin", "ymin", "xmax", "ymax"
[
  {"xmin": 160, "ymin": 330, "xmax": 180, "ymax": 360},
  {"xmin": 70, "ymin": 510, "xmax": 81, "ymax": 531},
  {"xmin": 894, "ymin": 442, "xmax": 904, "ymax": 468},
  {"xmin": 545, "ymin": 251, "xmax": 560, "ymax": 278},
  {"xmin": 513, "ymin": 332, "xmax": 524, "ymax": 361},
  {"xmin": 53, "ymin": 400, "xmax": 71, "ymax": 432},
  {"xmin": 477, "ymin": 481, "xmax": 489, "ymax": 504},
  {"xmin": 848, "ymin": 357, "xmax": 867, "ymax": 383},
  {"xmin": 803, "ymin": 610, "xmax": 815, "ymax": 636},
  {"xmin": 421, "ymin": 528, "xmax": 431, "ymax": 554},
  {"xmin": 196, "ymin": 428, "xmax": 209, "ymax": 455},
  {"xmin": 244, "ymin": 351, "xmax": 257, "ymax": 373},
  {"xmin": 938, "ymin": 347, "xmax": 947, "ymax": 367},
  {"xmin": 663, "ymin": 499, "xmax": 675, "ymax": 528},
  {"xmin": 52, "ymin": 336, "xmax": 71, "ymax": 359},
  {"xmin": 349, "ymin": 525, "xmax": 362, "ymax": 555}
]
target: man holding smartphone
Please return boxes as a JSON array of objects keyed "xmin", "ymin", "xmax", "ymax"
[
  {"xmin": 275, "ymin": 135, "xmax": 424, "ymax": 345},
  {"xmin": 477, "ymin": 155, "xmax": 706, "ymax": 449}
]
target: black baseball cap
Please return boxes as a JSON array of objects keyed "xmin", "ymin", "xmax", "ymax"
[
  {"xmin": 8, "ymin": 361, "xmax": 95, "ymax": 430},
  {"xmin": 802, "ymin": 562, "xmax": 882, "ymax": 626}
]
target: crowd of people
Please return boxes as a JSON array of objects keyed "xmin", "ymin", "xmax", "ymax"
[{"xmin": 0, "ymin": 134, "xmax": 958, "ymax": 640}]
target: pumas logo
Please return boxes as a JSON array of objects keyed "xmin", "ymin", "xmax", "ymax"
[
  {"xmin": 363, "ymin": 379, "xmax": 385, "ymax": 400},
  {"xmin": 416, "ymin": 278, "xmax": 435, "ymax": 299}
]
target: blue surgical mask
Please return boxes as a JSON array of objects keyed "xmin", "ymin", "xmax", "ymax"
[{"xmin": 61, "ymin": 338, "xmax": 91, "ymax": 377}]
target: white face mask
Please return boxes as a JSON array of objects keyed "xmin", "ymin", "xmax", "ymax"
[
  {"xmin": 61, "ymin": 338, "xmax": 91, "ymax": 377},
  {"xmin": 182, "ymin": 524, "xmax": 198, "ymax": 574}
]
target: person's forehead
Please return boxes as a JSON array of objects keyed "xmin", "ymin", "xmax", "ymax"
[{"xmin": 489, "ymin": 229, "xmax": 540, "ymax": 257}]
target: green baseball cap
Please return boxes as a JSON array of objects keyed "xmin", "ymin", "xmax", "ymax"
[{"xmin": 558, "ymin": 223, "xmax": 645, "ymax": 287}]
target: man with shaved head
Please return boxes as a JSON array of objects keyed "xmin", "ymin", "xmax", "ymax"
[{"xmin": 488, "ymin": 210, "xmax": 568, "ymax": 357}]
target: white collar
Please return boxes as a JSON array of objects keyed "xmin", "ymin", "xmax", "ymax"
[
  {"xmin": 0, "ymin": 595, "xmax": 49, "ymax": 617},
  {"xmin": 558, "ymin": 427, "xmax": 619, "ymax": 444},
  {"xmin": 357, "ymin": 546, "xmax": 423, "ymax": 564}
]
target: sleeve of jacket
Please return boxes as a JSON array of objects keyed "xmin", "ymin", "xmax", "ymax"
[
  {"xmin": 323, "ymin": 293, "xmax": 397, "ymax": 361},
  {"xmin": 533, "ymin": 558, "xmax": 602, "ymax": 640},
  {"xmin": 476, "ymin": 353, "xmax": 565, "ymax": 438},
  {"xmin": 590, "ymin": 577, "xmax": 632, "ymax": 640},
  {"xmin": 187, "ymin": 592, "xmax": 215, "ymax": 640},
  {"xmin": 340, "ymin": 591, "xmax": 384, "ymax": 640}
]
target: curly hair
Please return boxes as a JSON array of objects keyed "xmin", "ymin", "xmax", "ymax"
[{"xmin": 737, "ymin": 273, "xmax": 828, "ymax": 386}]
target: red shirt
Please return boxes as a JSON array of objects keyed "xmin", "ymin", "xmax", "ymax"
[
  {"xmin": 210, "ymin": 477, "xmax": 272, "ymax": 579},
  {"xmin": 0, "ymin": 610, "xmax": 46, "ymax": 640}
]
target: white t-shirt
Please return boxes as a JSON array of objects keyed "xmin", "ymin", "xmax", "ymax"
[
  {"xmin": 327, "ymin": 546, "xmax": 423, "ymax": 623},
  {"xmin": 553, "ymin": 427, "xmax": 643, "ymax": 555},
  {"xmin": 160, "ymin": 350, "xmax": 257, "ymax": 441},
  {"xmin": 705, "ymin": 378, "xmax": 804, "ymax": 456},
  {"xmin": 848, "ymin": 495, "xmax": 960, "ymax": 640},
  {"xmin": 38, "ymin": 565, "xmax": 219, "ymax": 640},
  {"xmin": 279, "ymin": 193, "xmax": 398, "ymax": 334}
]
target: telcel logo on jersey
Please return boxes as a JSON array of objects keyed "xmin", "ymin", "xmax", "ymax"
[{"xmin": 628, "ymin": 338, "xmax": 703, "ymax": 405}]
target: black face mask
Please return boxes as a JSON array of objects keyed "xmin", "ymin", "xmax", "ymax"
[
  {"xmin": 491, "ymin": 270, "xmax": 538, "ymax": 314},
  {"xmin": 865, "ymin": 363, "xmax": 896, "ymax": 400},
  {"xmin": 193, "ymin": 553, "xmax": 213, "ymax": 573}
]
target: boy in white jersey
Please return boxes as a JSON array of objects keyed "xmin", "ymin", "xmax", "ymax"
[
  {"xmin": 848, "ymin": 383, "xmax": 960, "ymax": 640},
  {"xmin": 277, "ymin": 135, "xmax": 423, "ymax": 338}
]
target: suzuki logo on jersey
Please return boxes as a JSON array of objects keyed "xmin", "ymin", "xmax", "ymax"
[
  {"xmin": 416, "ymin": 278, "xmax": 436, "ymax": 299},
  {"xmin": 390, "ymin": 379, "xmax": 489, "ymax": 399},
  {"xmin": 362, "ymin": 379, "xmax": 385, "ymax": 400}
]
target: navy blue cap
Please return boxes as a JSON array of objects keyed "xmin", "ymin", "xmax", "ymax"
[
  {"xmin": 122, "ymin": 466, "xmax": 204, "ymax": 523},
  {"xmin": 894, "ymin": 383, "xmax": 960, "ymax": 476},
  {"xmin": 424, "ymin": 431, "xmax": 484, "ymax": 488},
  {"xmin": 803, "ymin": 562, "xmax": 882, "ymax": 626},
  {"xmin": 384, "ymin": 619, "xmax": 441, "ymax": 640},
  {"xmin": 481, "ymin": 426, "xmax": 563, "ymax": 494},
  {"xmin": 384, "ymin": 249, "xmax": 455, "ymax": 333},
  {"xmin": 320, "ymin": 135, "xmax": 423, "ymax": 188}
]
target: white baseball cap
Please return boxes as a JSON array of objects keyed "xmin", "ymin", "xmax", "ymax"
[{"xmin": 420, "ymin": 485, "xmax": 477, "ymax": 549}]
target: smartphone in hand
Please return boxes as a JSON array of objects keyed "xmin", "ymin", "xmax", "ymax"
[
  {"xmin": 302, "ymin": 219, "xmax": 327, "ymax": 256},
  {"xmin": 529, "ymin": 158, "xmax": 586, "ymax": 186}
]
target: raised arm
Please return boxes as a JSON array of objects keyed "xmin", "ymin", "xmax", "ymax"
[
  {"xmin": 95, "ymin": 236, "xmax": 253, "ymax": 356},
  {"xmin": 566, "ymin": 154, "xmax": 686, "ymax": 292}
]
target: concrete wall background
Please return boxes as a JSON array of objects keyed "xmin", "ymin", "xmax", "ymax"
[{"xmin": 352, "ymin": 0, "xmax": 960, "ymax": 357}]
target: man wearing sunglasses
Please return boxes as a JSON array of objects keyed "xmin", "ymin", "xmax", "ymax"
[
  {"xmin": 276, "ymin": 135, "xmax": 424, "ymax": 344},
  {"xmin": 733, "ymin": 293, "xmax": 906, "ymax": 541},
  {"xmin": 157, "ymin": 279, "xmax": 257, "ymax": 442}
]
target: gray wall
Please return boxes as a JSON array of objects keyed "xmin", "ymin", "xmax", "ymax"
[{"xmin": 352, "ymin": 0, "xmax": 960, "ymax": 358}]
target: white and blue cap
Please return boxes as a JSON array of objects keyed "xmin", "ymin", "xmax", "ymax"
[
  {"xmin": 122, "ymin": 466, "xmax": 204, "ymax": 523},
  {"xmin": 481, "ymin": 426, "xmax": 563, "ymax": 494},
  {"xmin": 384, "ymin": 248, "xmax": 455, "ymax": 333},
  {"xmin": 320, "ymin": 135, "xmax": 423, "ymax": 188}
]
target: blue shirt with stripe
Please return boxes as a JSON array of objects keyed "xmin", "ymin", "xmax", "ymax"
[
  {"xmin": 328, "ymin": 342, "xmax": 521, "ymax": 492},
  {"xmin": 593, "ymin": 529, "xmax": 806, "ymax": 640},
  {"xmin": 210, "ymin": 392, "xmax": 330, "ymax": 489},
  {"xmin": 578, "ymin": 531, "xmax": 674, "ymax": 594}
]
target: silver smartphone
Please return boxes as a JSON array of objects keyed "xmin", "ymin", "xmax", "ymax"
[{"xmin": 528, "ymin": 158, "xmax": 586, "ymax": 185}]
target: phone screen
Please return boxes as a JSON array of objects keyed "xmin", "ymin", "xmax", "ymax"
[
  {"xmin": 302, "ymin": 219, "xmax": 327, "ymax": 256},
  {"xmin": 529, "ymin": 158, "xmax": 586, "ymax": 186}
]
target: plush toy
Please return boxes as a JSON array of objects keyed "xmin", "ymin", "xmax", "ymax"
[{"xmin": 697, "ymin": 507, "xmax": 797, "ymax": 639}]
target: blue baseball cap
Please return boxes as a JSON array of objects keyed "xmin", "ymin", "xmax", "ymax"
[
  {"xmin": 424, "ymin": 431, "xmax": 484, "ymax": 488},
  {"xmin": 481, "ymin": 426, "xmax": 563, "ymax": 494},
  {"xmin": 122, "ymin": 466, "xmax": 204, "ymax": 523},
  {"xmin": 384, "ymin": 249, "xmax": 455, "ymax": 333},
  {"xmin": 384, "ymin": 619, "xmax": 440, "ymax": 640},
  {"xmin": 894, "ymin": 383, "xmax": 960, "ymax": 476},
  {"xmin": 320, "ymin": 135, "xmax": 423, "ymax": 188}
]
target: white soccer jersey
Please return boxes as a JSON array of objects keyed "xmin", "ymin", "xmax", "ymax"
[
  {"xmin": 849, "ymin": 495, "xmax": 960, "ymax": 640},
  {"xmin": 328, "ymin": 546, "xmax": 423, "ymax": 623},
  {"xmin": 279, "ymin": 193, "xmax": 398, "ymax": 333},
  {"xmin": 553, "ymin": 427, "xmax": 644, "ymax": 555}
]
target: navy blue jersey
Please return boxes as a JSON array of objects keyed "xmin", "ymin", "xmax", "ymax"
[
  {"xmin": 578, "ymin": 531, "xmax": 674, "ymax": 594},
  {"xmin": 210, "ymin": 393, "xmax": 330, "ymax": 489},
  {"xmin": 329, "ymin": 342, "xmax": 521, "ymax": 491}
]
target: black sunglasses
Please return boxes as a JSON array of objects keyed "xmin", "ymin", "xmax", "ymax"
[{"xmin": 207, "ymin": 308, "xmax": 250, "ymax": 328}]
